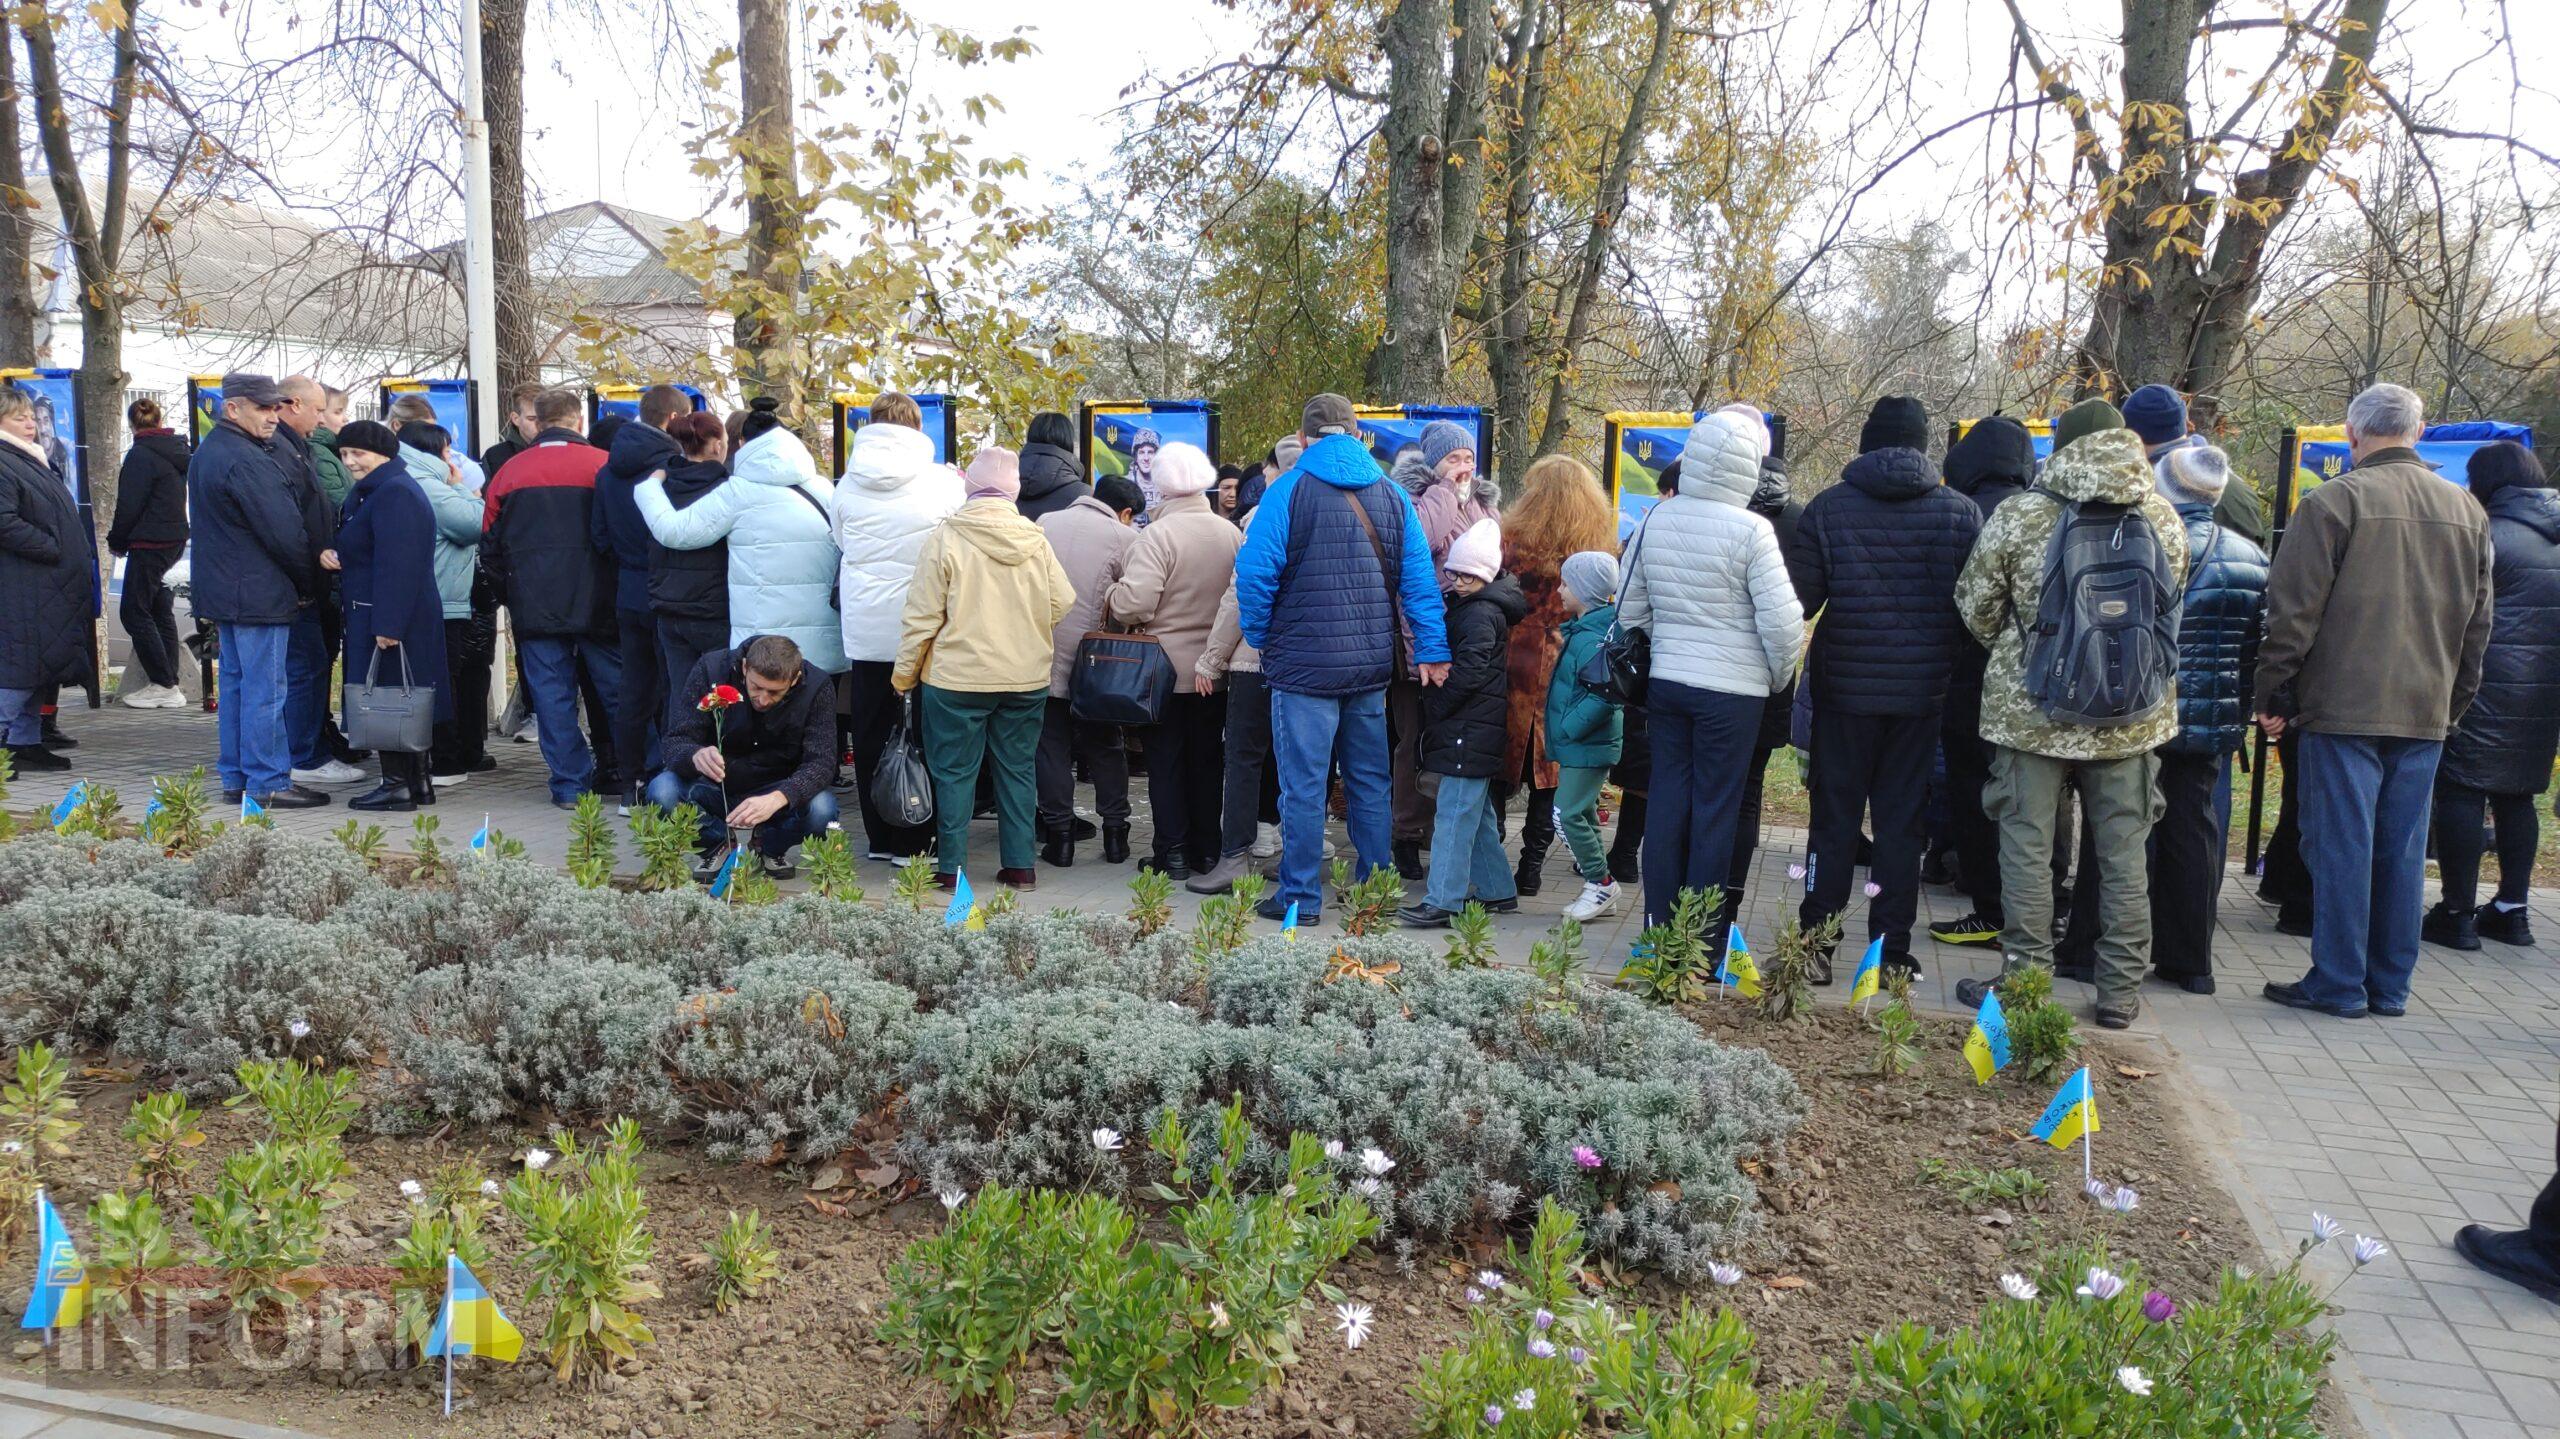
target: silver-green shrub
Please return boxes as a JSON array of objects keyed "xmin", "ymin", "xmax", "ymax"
[
  {"xmin": 123, "ymin": 916, "xmax": 405, "ymax": 1087},
  {"xmin": 670, "ymin": 953, "xmax": 916, "ymax": 1163},
  {"xmin": 187, "ymin": 826, "xmax": 371, "ymax": 922},
  {"xmin": 0, "ymin": 884, "xmax": 202, "ymax": 1048},
  {"xmin": 0, "ymin": 833, "xmax": 178, "ymax": 904},
  {"xmin": 391, "ymin": 955, "xmax": 679, "ymax": 1124}
]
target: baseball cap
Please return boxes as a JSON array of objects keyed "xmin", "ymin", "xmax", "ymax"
[{"xmin": 1300, "ymin": 393, "xmax": 1356, "ymax": 438}]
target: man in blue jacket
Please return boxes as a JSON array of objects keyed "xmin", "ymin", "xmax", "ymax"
[
  {"xmin": 1234, "ymin": 393, "xmax": 1452, "ymax": 921},
  {"xmin": 186, "ymin": 373, "xmax": 328, "ymax": 809},
  {"xmin": 594, "ymin": 384, "xmax": 692, "ymax": 807}
]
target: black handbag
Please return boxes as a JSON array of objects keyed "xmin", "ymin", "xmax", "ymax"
[
  {"xmin": 1070, "ymin": 631, "xmax": 1176, "ymax": 726},
  {"xmin": 343, "ymin": 645, "xmax": 434, "ymax": 754},
  {"xmin": 1579, "ymin": 521, "xmax": 1651, "ymax": 707},
  {"xmin": 871, "ymin": 692, "xmax": 934, "ymax": 828}
]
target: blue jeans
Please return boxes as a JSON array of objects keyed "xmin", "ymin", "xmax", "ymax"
[
  {"xmin": 2297, "ymin": 732, "xmax": 2442, "ymax": 1011},
  {"xmin": 643, "ymin": 771, "xmax": 839, "ymax": 859},
  {"xmin": 518, "ymin": 636, "xmax": 623, "ymax": 803},
  {"xmin": 0, "ymin": 687, "xmax": 39, "ymax": 747},
  {"xmin": 286, "ymin": 609, "xmax": 328, "ymax": 769},
  {"xmin": 216, "ymin": 622, "xmax": 292, "ymax": 796},
  {"xmin": 1269, "ymin": 687, "xmax": 1392, "ymax": 911},
  {"xmin": 1423, "ymin": 774, "xmax": 1515, "ymax": 911},
  {"xmin": 1641, "ymin": 678, "xmax": 1764, "ymax": 931}
]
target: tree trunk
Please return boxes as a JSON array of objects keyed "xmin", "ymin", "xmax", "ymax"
[
  {"xmin": 735, "ymin": 0, "xmax": 799, "ymax": 416},
  {"xmin": 0, "ymin": 19, "xmax": 39, "ymax": 361},
  {"xmin": 1532, "ymin": 0, "xmax": 1675, "ymax": 459},
  {"xmin": 1374, "ymin": 0, "xmax": 1492, "ymax": 402},
  {"xmin": 482, "ymin": 0, "xmax": 536, "ymax": 403},
  {"xmin": 1486, "ymin": 1, "xmax": 1551, "ymax": 483}
]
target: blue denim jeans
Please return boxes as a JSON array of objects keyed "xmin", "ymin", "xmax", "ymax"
[
  {"xmin": 0, "ymin": 687, "xmax": 40, "ymax": 747},
  {"xmin": 216, "ymin": 622, "xmax": 292, "ymax": 796},
  {"xmin": 1640, "ymin": 678, "xmax": 1765, "ymax": 931},
  {"xmin": 517, "ymin": 637, "xmax": 623, "ymax": 803},
  {"xmin": 286, "ymin": 609, "xmax": 328, "ymax": 769},
  {"xmin": 1269, "ymin": 687, "xmax": 1393, "ymax": 912},
  {"xmin": 643, "ymin": 771, "xmax": 840, "ymax": 859},
  {"xmin": 2296, "ymin": 731, "xmax": 2442, "ymax": 1012},
  {"xmin": 1423, "ymin": 774, "xmax": 1516, "ymax": 912}
]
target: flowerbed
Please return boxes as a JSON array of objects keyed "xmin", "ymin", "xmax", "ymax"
[{"xmin": 0, "ymin": 826, "xmax": 1802, "ymax": 1279}]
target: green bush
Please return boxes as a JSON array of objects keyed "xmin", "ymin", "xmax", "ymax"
[
  {"xmin": 503, "ymin": 1118, "xmax": 659, "ymax": 1384},
  {"xmin": 880, "ymin": 1184, "xmax": 1094, "ymax": 1436},
  {"xmin": 706, "ymin": 1208, "xmax": 778, "ymax": 1313}
]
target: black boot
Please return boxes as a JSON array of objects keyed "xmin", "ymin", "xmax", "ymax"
[
  {"xmin": 1607, "ymin": 793, "xmax": 1646, "ymax": 885},
  {"xmin": 2422, "ymin": 903, "xmax": 2481, "ymax": 951},
  {"xmin": 1393, "ymin": 838, "xmax": 1425, "ymax": 881},
  {"xmin": 1041, "ymin": 826, "xmax": 1075, "ymax": 869},
  {"xmin": 409, "ymin": 769, "xmax": 437, "ymax": 807},
  {"xmin": 348, "ymin": 777, "xmax": 416, "ymax": 812},
  {"xmin": 1101, "ymin": 823, "xmax": 1131, "ymax": 865},
  {"xmin": 1515, "ymin": 830, "xmax": 1549, "ymax": 898}
]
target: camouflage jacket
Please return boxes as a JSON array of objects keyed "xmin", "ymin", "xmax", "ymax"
[{"xmin": 1953, "ymin": 427, "xmax": 2190, "ymax": 760}]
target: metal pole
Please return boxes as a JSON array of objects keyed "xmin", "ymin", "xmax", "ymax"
[{"xmin": 461, "ymin": 0, "xmax": 499, "ymax": 452}]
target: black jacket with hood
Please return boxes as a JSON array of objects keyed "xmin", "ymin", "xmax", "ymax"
[
  {"xmin": 1422, "ymin": 573, "xmax": 1528, "ymax": 778},
  {"xmin": 1752, "ymin": 454, "xmax": 1804, "ymax": 749},
  {"xmin": 109, "ymin": 429, "xmax": 191, "ymax": 552},
  {"xmin": 1787, "ymin": 446, "xmax": 1982, "ymax": 716},
  {"xmin": 1016, "ymin": 441, "xmax": 1088, "ymax": 522},
  {"xmin": 1941, "ymin": 417, "xmax": 2037, "ymax": 697},
  {"xmin": 594, "ymin": 421, "xmax": 681, "ymax": 615},
  {"xmin": 2440, "ymin": 478, "xmax": 2560, "ymax": 794},
  {"xmin": 647, "ymin": 456, "xmax": 732, "ymax": 624}
]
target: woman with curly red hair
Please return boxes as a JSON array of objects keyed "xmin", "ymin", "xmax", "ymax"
[{"xmin": 1499, "ymin": 454, "xmax": 1620, "ymax": 894}]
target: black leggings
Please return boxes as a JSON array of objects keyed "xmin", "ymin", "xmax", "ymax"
[
  {"xmin": 119, "ymin": 547, "xmax": 183, "ymax": 688},
  {"xmin": 2433, "ymin": 780, "xmax": 2537, "ymax": 911}
]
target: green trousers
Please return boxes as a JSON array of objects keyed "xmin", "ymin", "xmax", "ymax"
[
  {"xmin": 1985, "ymin": 746, "xmax": 2162, "ymax": 1014},
  {"xmin": 1554, "ymin": 765, "xmax": 1612, "ymax": 884},
  {"xmin": 921, "ymin": 685, "xmax": 1047, "ymax": 876}
]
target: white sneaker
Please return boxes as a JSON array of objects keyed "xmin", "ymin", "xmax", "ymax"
[
  {"xmin": 430, "ymin": 770, "xmax": 468, "ymax": 789},
  {"xmin": 121, "ymin": 684, "xmax": 182, "ymax": 709},
  {"xmin": 1563, "ymin": 879, "xmax": 1619, "ymax": 923},
  {"xmin": 291, "ymin": 759, "xmax": 366, "ymax": 785},
  {"xmin": 1251, "ymin": 823, "xmax": 1282, "ymax": 859},
  {"xmin": 152, "ymin": 685, "xmax": 192, "ymax": 708}
]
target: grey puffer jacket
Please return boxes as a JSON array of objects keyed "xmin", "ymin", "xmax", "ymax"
[{"xmin": 1617, "ymin": 411, "xmax": 1805, "ymax": 698}]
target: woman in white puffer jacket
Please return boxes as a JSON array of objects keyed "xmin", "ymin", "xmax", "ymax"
[
  {"xmin": 636, "ymin": 411, "xmax": 846, "ymax": 674},
  {"xmin": 1616, "ymin": 407, "xmax": 1805, "ymax": 933},
  {"xmin": 825, "ymin": 393, "xmax": 965, "ymax": 859}
]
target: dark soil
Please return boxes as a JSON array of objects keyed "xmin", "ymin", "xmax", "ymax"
[{"xmin": 14, "ymin": 1005, "xmax": 2282, "ymax": 1439}]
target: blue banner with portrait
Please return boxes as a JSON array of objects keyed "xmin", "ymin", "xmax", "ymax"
[
  {"xmin": 382, "ymin": 378, "xmax": 480, "ymax": 456},
  {"xmin": 836, "ymin": 392, "xmax": 956, "ymax": 470},
  {"xmin": 2, "ymin": 369, "xmax": 85, "ymax": 504},
  {"xmin": 186, "ymin": 375, "xmax": 223, "ymax": 448},
  {"xmin": 1354, "ymin": 404, "xmax": 1488, "ymax": 473},
  {"xmin": 2295, "ymin": 420, "xmax": 2533, "ymax": 489},
  {"xmin": 1086, "ymin": 400, "xmax": 1213, "ymax": 521}
]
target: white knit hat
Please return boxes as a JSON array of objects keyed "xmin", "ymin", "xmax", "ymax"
[
  {"xmin": 1444, "ymin": 518, "xmax": 1503, "ymax": 582},
  {"xmin": 1154, "ymin": 440, "xmax": 1216, "ymax": 498},
  {"xmin": 2159, "ymin": 443, "xmax": 2231, "ymax": 504}
]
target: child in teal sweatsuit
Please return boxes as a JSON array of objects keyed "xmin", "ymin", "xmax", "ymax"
[{"xmin": 1547, "ymin": 551, "xmax": 1625, "ymax": 921}]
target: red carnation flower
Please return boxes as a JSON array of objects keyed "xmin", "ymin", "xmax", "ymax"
[{"xmin": 698, "ymin": 684, "xmax": 743, "ymax": 711}]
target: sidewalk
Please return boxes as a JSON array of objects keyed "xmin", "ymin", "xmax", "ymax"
[{"xmin": 21, "ymin": 702, "xmax": 2560, "ymax": 1438}]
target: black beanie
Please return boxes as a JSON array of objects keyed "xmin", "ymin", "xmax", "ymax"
[
  {"xmin": 335, "ymin": 419, "xmax": 400, "ymax": 463},
  {"xmin": 1859, "ymin": 395, "xmax": 1930, "ymax": 454}
]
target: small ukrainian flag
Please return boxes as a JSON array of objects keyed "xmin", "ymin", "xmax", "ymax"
[
  {"xmin": 2030, "ymin": 1066, "xmax": 2099, "ymax": 1149},
  {"xmin": 239, "ymin": 792, "xmax": 266, "ymax": 821},
  {"xmin": 1964, "ymin": 990, "xmax": 2012, "ymax": 1084},
  {"xmin": 470, "ymin": 815, "xmax": 491, "ymax": 852},
  {"xmin": 944, "ymin": 870, "xmax": 983, "ymax": 931},
  {"xmin": 709, "ymin": 846, "xmax": 741, "ymax": 898},
  {"xmin": 47, "ymin": 781, "xmax": 85, "ymax": 829},
  {"xmin": 1845, "ymin": 936, "xmax": 1883, "ymax": 1005},
  {"xmin": 427, "ymin": 1251, "xmax": 522, "ymax": 1412},
  {"xmin": 1720, "ymin": 924, "xmax": 1764, "ymax": 998},
  {"xmin": 1281, "ymin": 901, "xmax": 1299, "ymax": 937},
  {"xmin": 19, "ymin": 1189, "xmax": 89, "ymax": 1331}
]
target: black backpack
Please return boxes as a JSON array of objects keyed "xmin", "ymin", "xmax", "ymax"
[{"xmin": 2018, "ymin": 489, "xmax": 2181, "ymax": 726}]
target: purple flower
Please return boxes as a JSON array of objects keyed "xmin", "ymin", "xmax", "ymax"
[
  {"xmin": 1533, "ymin": 1307, "xmax": 1555, "ymax": 1330},
  {"xmin": 1567, "ymin": 1346, "xmax": 1589, "ymax": 1366},
  {"xmin": 1572, "ymin": 1144, "xmax": 1603, "ymax": 1170},
  {"xmin": 1484, "ymin": 1403, "xmax": 1504, "ymax": 1427},
  {"xmin": 1863, "ymin": 880, "xmax": 1882, "ymax": 898},
  {"xmin": 2141, "ymin": 1290, "xmax": 2176, "ymax": 1323},
  {"xmin": 1465, "ymin": 1286, "xmax": 1485, "ymax": 1305},
  {"xmin": 1787, "ymin": 862, "xmax": 1807, "ymax": 881},
  {"xmin": 1526, "ymin": 1337, "xmax": 1556, "ymax": 1360}
]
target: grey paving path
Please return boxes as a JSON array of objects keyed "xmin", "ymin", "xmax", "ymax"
[
  {"xmin": 0, "ymin": 1378, "xmax": 316, "ymax": 1437},
  {"xmin": 20, "ymin": 702, "xmax": 2560, "ymax": 1438}
]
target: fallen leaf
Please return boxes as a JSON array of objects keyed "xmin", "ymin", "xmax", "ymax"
[
  {"xmin": 802, "ymin": 1194, "xmax": 847, "ymax": 1218},
  {"xmin": 2115, "ymin": 1064, "xmax": 2156, "ymax": 1080},
  {"xmin": 807, "ymin": 1164, "xmax": 846, "ymax": 1192},
  {"xmin": 856, "ymin": 1163, "xmax": 903, "ymax": 1191},
  {"xmin": 1764, "ymin": 1275, "xmax": 1811, "ymax": 1290}
]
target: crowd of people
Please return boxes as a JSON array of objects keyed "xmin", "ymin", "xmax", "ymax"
[{"xmin": 0, "ymin": 372, "xmax": 2515, "ymax": 1031}]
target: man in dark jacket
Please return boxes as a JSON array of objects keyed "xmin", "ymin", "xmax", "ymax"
[
  {"xmin": 1234, "ymin": 393, "xmax": 1453, "ymax": 922},
  {"xmin": 107, "ymin": 398, "xmax": 191, "ymax": 708},
  {"xmin": 185, "ymin": 374, "xmax": 326, "ymax": 808},
  {"xmin": 478, "ymin": 381, "xmax": 545, "ymax": 476},
  {"xmin": 1785, "ymin": 395, "xmax": 1981, "ymax": 981},
  {"xmin": 484, "ymin": 387, "xmax": 621, "ymax": 807},
  {"xmin": 2258, "ymin": 383, "xmax": 2493, "ymax": 1020},
  {"xmin": 647, "ymin": 634, "xmax": 841, "ymax": 876},
  {"xmin": 1015, "ymin": 411, "xmax": 1088, "ymax": 522},
  {"xmin": 276, "ymin": 375, "xmax": 364, "ymax": 786},
  {"xmin": 593, "ymin": 384, "xmax": 691, "ymax": 806},
  {"xmin": 1929, "ymin": 415, "xmax": 2036, "ymax": 949}
]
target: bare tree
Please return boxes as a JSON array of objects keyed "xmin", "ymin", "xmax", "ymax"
[
  {"xmin": 0, "ymin": 23, "xmax": 39, "ymax": 360},
  {"xmin": 1373, "ymin": 0, "xmax": 1493, "ymax": 401},
  {"xmin": 731, "ymin": 0, "xmax": 796, "ymax": 410}
]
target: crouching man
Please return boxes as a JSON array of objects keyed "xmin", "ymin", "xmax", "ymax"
[{"xmin": 647, "ymin": 634, "xmax": 840, "ymax": 877}]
